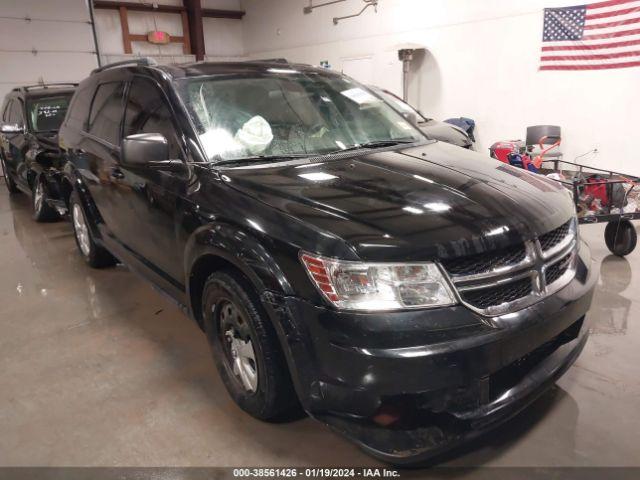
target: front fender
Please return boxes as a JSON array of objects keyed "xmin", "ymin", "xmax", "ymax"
[
  {"xmin": 185, "ymin": 222, "xmax": 294, "ymax": 298},
  {"xmin": 63, "ymin": 163, "xmax": 104, "ymax": 239}
]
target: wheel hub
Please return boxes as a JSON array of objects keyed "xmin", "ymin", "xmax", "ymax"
[{"xmin": 219, "ymin": 301, "xmax": 258, "ymax": 393}]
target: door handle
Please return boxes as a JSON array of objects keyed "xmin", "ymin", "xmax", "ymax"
[{"xmin": 110, "ymin": 167, "xmax": 125, "ymax": 179}]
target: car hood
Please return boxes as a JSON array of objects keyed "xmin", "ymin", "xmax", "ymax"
[
  {"xmin": 220, "ymin": 142, "xmax": 574, "ymax": 262},
  {"xmin": 420, "ymin": 120, "xmax": 472, "ymax": 148}
]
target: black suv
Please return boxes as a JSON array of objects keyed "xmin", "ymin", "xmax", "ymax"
[
  {"xmin": 1, "ymin": 83, "xmax": 77, "ymax": 220},
  {"xmin": 59, "ymin": 59, "xmax": 597, "ymax": 464}
]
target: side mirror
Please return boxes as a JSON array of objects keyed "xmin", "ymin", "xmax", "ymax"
[
  {"xmin": 121, "ymin": 133, "xmax": 183, "ymax": 172},
  {"xmin": 1, "ymin": 123, "xmax": 23, "ymax": 134}
]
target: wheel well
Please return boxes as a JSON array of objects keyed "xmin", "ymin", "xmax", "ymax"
[
  {"xmin": 61, "ymin": 177, "xmax": 74, "ymax": 208},
  {"xmin": 27, "ymin": 170, "xmax": 38, "ymax": 190},
  {"xmin": 189, "ymin": 254, "xmax": 257, "ymax": 329}
]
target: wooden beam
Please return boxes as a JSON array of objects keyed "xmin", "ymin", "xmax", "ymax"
[
  {"xmin": 93, "ymin": 1, "xmax": 245, "ymax": 19},
  {"xmin": 181, "ymin": 11, "xmax": 192, "ymax": 54},
  {"xmin": 183, "ymin": 0, "xmax": 205, "ymax": 61},
  {"xmin": 202, "ymin": 8, "xmax": 244, "ymax": 19},
  {"xmin": 118, "ymin": 6, "xmax": 132, "ymax": 54}
]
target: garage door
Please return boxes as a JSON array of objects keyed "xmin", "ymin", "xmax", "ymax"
[{"xmin": 0, "ymin": 0, "xmax": 98, "ymax": 101}]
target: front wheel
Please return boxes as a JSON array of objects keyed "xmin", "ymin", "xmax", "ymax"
[
  {"xmin": 202, "ymin": 271, "xmax": 298, "ymax": 421},
  {"xmin": 32, "ymin": 178, "xmax": 59, "ymax": 222},
  {"xmin": 605, "ymin": 220, "xmax": 637, "ymax": 257},
  {"xmin": 70, "ymin": 191, "xmax": 118, "ymax": 268}
]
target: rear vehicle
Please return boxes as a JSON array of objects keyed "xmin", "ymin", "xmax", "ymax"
[
  {"xmin": 369, "ymin": 85, "xmax": 473, "ymax": 149},
  {"xmin": 0, "ymin": 84, "xmax": 76, "ymax": 221},
  {"xmin": 59, "ymin": 59, "xmax": 597, "ymax": 465}
]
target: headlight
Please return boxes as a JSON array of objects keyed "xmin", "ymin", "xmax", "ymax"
[{"xmin": 300, "ymin": 252, "xmax": 457, "ymax": 311}]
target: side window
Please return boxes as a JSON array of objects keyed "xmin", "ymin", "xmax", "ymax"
[
  {"xmin": 123, "ymin": 77, "xmax": 182, "ymax": 159},
  {"xmin": 2, "ymin": 100, "xmax": 13, "ymax": 122},
  {"xmin": 66, "ymin": 86, "xmax": 93, "ymax": 131},
  {"xmin": 88, "ymin": 82, "xmax": 126, "ymax": 145},
  {"xmin": 10, "ymin": 100, "xmax": 24, "ymax": 126}
]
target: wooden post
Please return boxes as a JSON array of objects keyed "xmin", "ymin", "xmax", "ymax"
[
  {"xmin": 181, "ymin": 11, "xmax": 191, "ymax": 55},
  {"xmin": 184, "ymin": 0, "xmax": 205, "ymax": 61},
  {"xmin": 118, "ymin": 6, "xmax": 132, "ymax": 54}
]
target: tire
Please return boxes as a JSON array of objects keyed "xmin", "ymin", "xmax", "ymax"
[
  {"xmin": 202, "ymin": 271, "xmax": 298, "ymax": 421},
  {"xmin": 32, "ymin": 177, "xmax": 59, "ymax": 222},
  {"xmin": 604, "ymin": 220, "xmax": 637, "ymax": 257},
  {"xmin": 1, "ymin": 156, "xmax": 19, "ymax": 194},
  {"xmin": 69, "ymin": 191, "xmax": 118, "ymax": 268}
]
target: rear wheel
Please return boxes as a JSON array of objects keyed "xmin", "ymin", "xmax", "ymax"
[
  {"xmin": 70, "ymin": 191, "xmax": 118, "ymax": 268},
  {"xmin": 202, "ymin": 271, "xmax": 298, "ymax": 421},
  {"xmin": 605, "ymin": 220, "xmax": 637, "ymax": 257},
  {"xmin": 32, "ymin": 178, "xmax": 59, "ymax": 222},
  {"xmin": 1, "ymin": 156, "xmax": 19, "ymax": 194}
]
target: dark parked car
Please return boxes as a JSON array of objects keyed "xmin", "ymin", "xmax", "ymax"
[
  {"xmin": 59, "ymin": 59, "xmax": 597, "ymax": 464},
  {"xmin": 1, "ymin": 83, "xmax": 77, "ymax": 220},
  {"xmin": 369, "ymin": 85, "xmax": 473, "ymax": 149}
]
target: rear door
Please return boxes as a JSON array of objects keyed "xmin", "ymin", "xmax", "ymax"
[
  {"xmin": 2, "ymin": 98, "xmax": 29, "ymax": 190},
  {"xmin": 81, "ymin": 81, "xmax": 127, "ymax": 239}
]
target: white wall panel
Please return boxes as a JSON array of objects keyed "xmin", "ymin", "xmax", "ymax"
[
  {"xmin": 242, "ymin": 0, "xmax": 639, "ymax": 175},
  {"xmin": 0, "ymin": 0, "xmax": 97, "ymax": 102}
]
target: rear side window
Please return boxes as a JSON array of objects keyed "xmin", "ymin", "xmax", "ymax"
[{"xmin": 88, "ymin": 82, "xmax": 126, "ymax": 145}]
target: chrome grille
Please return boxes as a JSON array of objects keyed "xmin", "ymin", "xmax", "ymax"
[
  {"xmin": 460, "ymin": 277, "xmax": 533, "ymax": 310},
  {"xmin": 442, "ymin": 218, "xmax": 578, "ymax": 316},
  {"xmin": 441, "ymin": 243, "xmax": 526, "ymax": 276},
  {"xmin": 539, "ymin": 220, "xmax": 571, "ymax": 252}
]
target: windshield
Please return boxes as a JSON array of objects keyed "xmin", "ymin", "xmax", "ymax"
[
  {"xmin": 27, "ymin": 94, "xmax": 72, "ymax": 132},
  {"xmin": 370, "ymin": 87, "xmax": 430, "ymax": 123},
  {"xmin": 175, "ymin": 70, "xmax": 425, "ymax": 162}
]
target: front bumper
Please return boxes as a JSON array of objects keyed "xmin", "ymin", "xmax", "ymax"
[{"xmin": 261, "ymin": 240, "xmax": 598, "ymax": 464}]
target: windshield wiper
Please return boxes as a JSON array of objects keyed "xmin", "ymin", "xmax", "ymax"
[
  {"xmin": 329, "ymin": 139, "xmax": 416, "ymax": 154},
  {"xmin": 215, "ymin": 153, "xmax": 311, "ymax": 166}
]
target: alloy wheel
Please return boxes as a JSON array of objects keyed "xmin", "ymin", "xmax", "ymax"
[
  {"xmin": 72, "ymin": 203, "xmax": 91, "ymax": 257},
  {"xmin": 34, "ymin": 181, "xmax": 44, "ymax": 214}
]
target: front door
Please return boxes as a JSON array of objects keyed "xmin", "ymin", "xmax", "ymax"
[{"xmin": 110, "ymin": 76, "xmax": 188, "ymax": 285}]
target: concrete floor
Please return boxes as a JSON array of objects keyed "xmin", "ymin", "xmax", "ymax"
[{"xmin": 0, "ymin": 188, "xmax": 639, "ymax": 469}]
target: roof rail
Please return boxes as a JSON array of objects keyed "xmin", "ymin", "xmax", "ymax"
[
  {"xmin": 91, "ymin": 57, "xmax": 158, "ymax": 75},
  {"xmin": 12, "ymin": 82, "xmax": 79, "ymax": 93},
  {"xmin": 252, "ymin": 58, "xmax": 289, "ymax": 64}
]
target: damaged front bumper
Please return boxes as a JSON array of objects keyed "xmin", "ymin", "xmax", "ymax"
[{"xmin": 261, "ymin": 240, "xmax": 598, "ymax": 465}]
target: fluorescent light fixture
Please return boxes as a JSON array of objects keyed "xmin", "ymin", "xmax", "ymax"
[
  {"xmin": 267, "ymin": 68, "xmax": 299, "ymax": 74},
  {"xmin": 487, "ymin": 225, "xmax": 510, "ymax": 236},
  {"xmin": 424, "ymin": 202, "xmax": 451, "ymax": 212},
  {"xmin": 403, "ymin": 206, "xmax": 424, "ymax": 215},
  {"xmin": 299, "ymin": 172, "xmax": 338, "ymax": 181},
  {"xmin": 413, "ymin": 174, "xmax": 434, "ymax": 183}
]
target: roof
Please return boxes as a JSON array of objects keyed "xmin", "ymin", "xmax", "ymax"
[
  {"xmin": 11, "ymin": 84, "xmax": 77, "ymax": 99},
  {"xmin": 157, "ymin": 61, "xmax": 330, "ymax": 79}
]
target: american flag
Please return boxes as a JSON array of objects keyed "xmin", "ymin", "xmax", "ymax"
[{"xmin": 540, "ymin": 0, "xmax": 640, "ymax": 70}]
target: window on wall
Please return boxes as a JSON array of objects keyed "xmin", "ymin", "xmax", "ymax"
[
  {"xmin": 88, "ymin": 82, "xmax": 126, "ymax": 145},
  {"xmin": 123, "ymin": 76, "xmax": 182, "ymax": 159}
]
